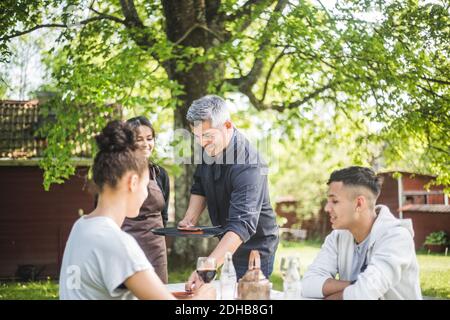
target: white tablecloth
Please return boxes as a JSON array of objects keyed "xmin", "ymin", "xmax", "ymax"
[{"xmin": 166, "ymin": 280, "xmax": 316, "ymax": 300}]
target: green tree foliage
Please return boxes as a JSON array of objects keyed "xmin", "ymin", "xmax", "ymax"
[{"xmin": 1, "ymin": 0, "xmax": 448, "ymax": 186}]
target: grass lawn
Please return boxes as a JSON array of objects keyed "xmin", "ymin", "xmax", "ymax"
[
  {"xmin": 269, "ymin": 241, "xmax": 450, "ymax": 299},
  {"xmin": 417, "ymin": 251, "xmax": 450, "ymax": 299},
  {"xmin": 1, "ymin": 240, "xmax": 448, "ymax": 299},
  {"xmin": 269, "ymin": 240, "xmax": 323, "ymax": 292},
  {"xmin": 0, "ymin": 279, "xmax": 58, "ymax": 300}
]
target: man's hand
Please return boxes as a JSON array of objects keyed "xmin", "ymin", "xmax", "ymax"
[
  {"xmin": 178, "ymin": 195, "xmax": 207, "ymax": 228},
  {"xmin": 191, "ymin": 283, "xmax": 216, "ymax": 300},
  {"xmin": 185, "ymin": 270, "xmax": 204, "ymax": 292},
  {"xmin": 178, "ymin": 217, "xmax": 194, "ymax": 228}
]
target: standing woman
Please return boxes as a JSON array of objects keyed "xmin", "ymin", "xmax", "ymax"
[{"xmin": 122, "ymin": 116, "xmax": 170, "ymax": 283}]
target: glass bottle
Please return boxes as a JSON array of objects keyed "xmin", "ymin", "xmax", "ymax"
[
  {"xmin": 220, "ymin": 252, "xmax": 237, "ymax": 300},
  {"xmin": 283, "ymin": 257, "xmax": 301, "ymax": 300}
]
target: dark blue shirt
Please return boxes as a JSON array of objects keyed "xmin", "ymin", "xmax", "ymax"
[{"xmin": 190, "ymin": 129, "xmax": 279, "ymax": 261}]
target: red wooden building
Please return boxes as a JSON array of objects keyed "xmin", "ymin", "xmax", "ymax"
[
  {"xmin": 0, "ymin": 99, "xmax": 110, "ymax": 280},
  {"xmin": 275, "ymin": 196, "xmax": 332, "ymax": 240},
  {"xmin": 377, "ymin": 171, "xmax": 450, "ymax": 249},
  {"xmin": 275, "ymin": 172, "xmax": 450, "ymax": 249},
  {"xmin": 0, "ymin": 165, "xmax": 93, "ymax": 281}
]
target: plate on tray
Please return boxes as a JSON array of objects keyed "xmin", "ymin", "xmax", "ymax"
[
  {"xmin": 150, "ymin": 226, "xmax": 224, "ymax": 238},
  {"xmin": 172, "ymin": 291, "xmax": 194, "ymax": 299}
]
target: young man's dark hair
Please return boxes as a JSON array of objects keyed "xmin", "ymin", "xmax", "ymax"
[{"xmin": 327, "ymin": 166, "xmax": 383, "ymax": 198}]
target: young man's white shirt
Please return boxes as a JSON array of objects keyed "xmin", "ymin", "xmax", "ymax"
[
  {"xmin": 59, "ymin": 216, "xmax": 152, "ymax": 300},
  {"xmin": 302, "ymin": 205, "xmax": 422, "ymax": 300}
]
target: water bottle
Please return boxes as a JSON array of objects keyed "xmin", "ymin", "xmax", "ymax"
[
  {"xmin": 220, "ymin": 252, "xmax": 237, "ymax": 300},
  {"xmin": 283, "ymin": 257, "xmax": 301, "ymax": 299}
]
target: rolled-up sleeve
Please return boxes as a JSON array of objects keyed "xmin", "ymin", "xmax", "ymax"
[
  {"xmin": 225, "ymin": 165, "xmax": 263, "ymax": 243},
  {"xmin": 302, "ymin": 232, "xmax": 339, "ymax": 298},
  {"xmin": 190, "ymin": 165, "xmax": 205, "ymax": 196}
]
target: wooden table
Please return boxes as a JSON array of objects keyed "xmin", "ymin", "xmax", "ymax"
[{"xmin": 166, "ymin": 280, "xmax": 316, "ymax": 300}]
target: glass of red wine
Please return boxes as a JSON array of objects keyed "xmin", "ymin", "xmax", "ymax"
[{"xmin": 196, "ymin": 257, "xmax": 217, "ymax": 283}]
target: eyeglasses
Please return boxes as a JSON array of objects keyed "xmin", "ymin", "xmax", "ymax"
[{"xmin": 193, "ymin": 125, "xmax": 226, "ymax": 141}]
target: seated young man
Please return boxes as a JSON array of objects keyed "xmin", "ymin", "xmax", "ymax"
[{"xmin": 302, "ymin": 166, "xmax": 422, "ymax": 300}]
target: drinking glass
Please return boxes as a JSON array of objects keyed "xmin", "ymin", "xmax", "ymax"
[{"xmin": 196, "ymin": 257, "xmax": 217, "ymax": 283}]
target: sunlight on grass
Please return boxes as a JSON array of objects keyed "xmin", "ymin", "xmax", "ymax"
[
  {"xmin": 417, "ymin": 253, "xmax": 450, "ymax": 299},
  {"xmin": 0, "ymin": 279, "xmax": 58, "ymax": 300},
  {"xmin": 270, "ymin": 240, "xmax": 322, "ymax": 291},
  {"xmin": 267, "ymin": 241, "xmax": 450, "ymax": 299}
]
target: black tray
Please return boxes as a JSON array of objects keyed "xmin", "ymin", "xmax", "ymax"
[{"xmin": 150, "ymin": 226, "xmax": 224, "ymax": 238}]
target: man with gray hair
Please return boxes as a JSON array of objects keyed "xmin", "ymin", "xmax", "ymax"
[{"xmin": 179, "ymin": 95, "xmax": 279, "ymax": 292}]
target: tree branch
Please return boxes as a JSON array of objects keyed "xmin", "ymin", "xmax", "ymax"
[
  {"xmin": 430, "ymin": 144, "xmax": 450, "ymax": 157},
  {"xmin": 221, "ymin": 0, "xmax": 276, "ymax": 33},
  {"xmin": 0, "ymin": 15, "xmax": 125, "ymax": 42},
  {"xmin": 418, "ymin": 84, "xmax": 450, "ymax": 101},
  {"xmin": 273, "ymin": 81, "xmax": 336, "ymax": 111},
  {"xmin": 229, "ymin": 53, "xmax": 245, "ymax": 78},
  {"xmin": 227, "ymin": 0, "xmax": 288, "ymax": 91},
  {"xmin": 420, "ymin": 77, "xmax": 450, "ymax": 86},
  {"xmin": 89, "ymin": 4, "xmax": 126, "ymax": 25},
  {"xmin": 261, "ymin": 47, "xmax": 289, "ymax": 102},
  {"xmin": 0, "ymin": 24, "xmax": 66, "ymax": 42},
  {"xmin": 118, "ymin": 0, "xmax": 163, "ymax": 63},
  {"xmin": 119, "ymin": 0, "xmax": 145, "ymax": 28},
  {"xmin": 174, "ymin": 23, "xmax": 223, "ymax": 45},
  {"xmin": 225, "ymin": 0, "xmax": 264, "ymax": 21},
  {"xmin": 242, "ymin": 80, "xmax": 336, "ymax": 111}
]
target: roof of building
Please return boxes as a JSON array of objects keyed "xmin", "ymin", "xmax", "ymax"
[
  {"xmin": 0, "ymin": 99, "xmax": 45, "ymax": 158},
  {"xmin": 378, "ymin": 171, "xmax": 437, "ymax": 179},
  {"xmin": 399, "ymin": 204, "xmax": 450, "ymax": 213},
  {"xmin": 0, "ymin": 99, "xmax": 122, "ymax": 160}
]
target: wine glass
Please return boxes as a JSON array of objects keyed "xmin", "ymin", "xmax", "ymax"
[{"xmin": 196, "ymin": 257, "xmax": 217, "ymax": 283}]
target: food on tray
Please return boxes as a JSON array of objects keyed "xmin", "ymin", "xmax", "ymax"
[
  {"xmin": 172, "ymin": 291, "xmax": 194, "ymax": 299},
  {"xmin": 177, "ymin": 226, "xmax": 202, "ymax": 232}
]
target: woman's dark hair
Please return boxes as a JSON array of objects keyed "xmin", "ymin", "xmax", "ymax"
[
  {"xmin": 126, "ymin": 116, "xmax": 155, "ymax": 138},
  {"xmin": 327, "ymin": 166, "xmax": 383, "ymax": 197},
  {"xmin": 93, "ymin": 120, "xmax": 148, "ymax": 191}
]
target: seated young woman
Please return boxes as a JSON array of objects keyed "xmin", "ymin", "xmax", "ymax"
[{"xmin": 59, "ymin": 120, "xmax": 215, "ymax": 300}]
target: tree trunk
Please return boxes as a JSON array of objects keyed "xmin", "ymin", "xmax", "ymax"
[{"xmin": 162, "ymin": 0, "xmax": 224, "ymax": 266}]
